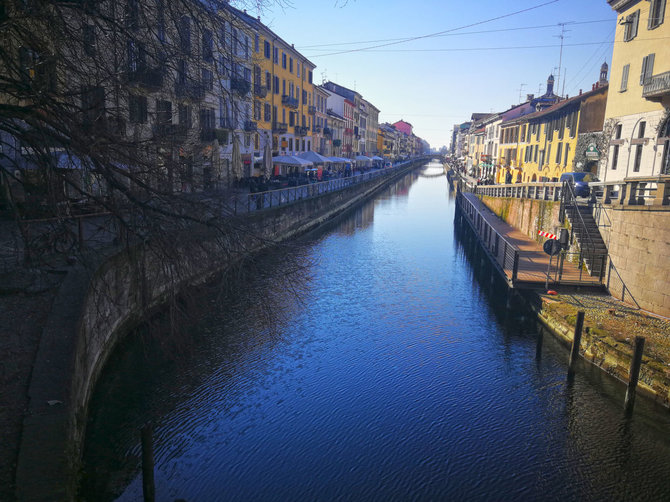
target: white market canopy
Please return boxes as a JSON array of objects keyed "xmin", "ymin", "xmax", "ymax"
[
  {"xmin": 272, "ymin": 155, "xmax": 314, "ymax": 167},
  {"xmin": 297, "ymin": 151, "xmax": 333, "ymax": 164}
]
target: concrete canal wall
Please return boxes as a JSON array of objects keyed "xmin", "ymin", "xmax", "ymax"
[
  {"xmin": 478, "ymin": 195, "xmax": 561, "ymax": 244},
  {"xmin": 16, "ymin": 160, "xmax": 425, "ymax": 501}
]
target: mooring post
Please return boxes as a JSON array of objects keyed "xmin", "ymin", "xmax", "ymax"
[
  {"xmin": 141, "ymin": 425, "xmax": 156, "ymax": 502},
  {"xmin": 624, "ymin": 336, "xmax": 646, "ymax": 416},
  {"xmin": 567, "ymin": 311, "xmax": 585, "ymax": 379}
]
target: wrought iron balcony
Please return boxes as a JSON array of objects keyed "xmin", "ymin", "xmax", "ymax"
[
  {"xmin": 643, "ymin": 70, "xmax": 670, "ymax": 101},
  {"xmin": 272, "ymin": 121, "xmax": 288, "ymax": 133},
  {"xmin": 127, "ymin": 68, "xmax": 164, "ymax": 89},
  {"xmin": 175, "ymin": 81, "xmax": 205, "ymax": 100},
  {"xmin": 231, "ymin": 77, "xmax": 251, "ymax": 96},
  {"xmin": 244, "ymin": 120, "xmax": 257, "ymax": 132},
  {"xmin": 295, "ymin": 126, "xmax": 308, "ymax": 136},
  {"xmin": 332, "ymin": 139, "xmax": 342, "ymax": 147},
  {"xmin": 323, "ymin": 127, "xmax": 332, "ymax": 136},
  {"xmin": 308, "ymin": 105, "xmax": 316, "ymax": 115},
  {"xmin": 153, "ymin": 123, "xmax": 188, "ymax": 139},
  {"xmin": 254, "ymin": 84, "xmax": 268, "ymax": 98},
  {"xmin": 313, "ymin": 125, "xmax": 322, "ymax": 133},
  {"xmin": 200, "ymin": 128, "xmax": 216, "ymax": 142},
  {"xmin": 281, "ymin": 95, "xmax": 299, "ymax": 109}
]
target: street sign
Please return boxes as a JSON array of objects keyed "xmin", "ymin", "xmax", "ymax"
[{"xmin": 543, "ymin": 239, "xmax": 561, "ymax": 256}]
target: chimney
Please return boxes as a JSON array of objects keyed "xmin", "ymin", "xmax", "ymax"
[
  {"xmin": 526, "ymin": 94, "xmax": 534, "ymax": 101},
  {"xmin": 546, "ymin": 74, "xmax": 555, "ymax": 95}
]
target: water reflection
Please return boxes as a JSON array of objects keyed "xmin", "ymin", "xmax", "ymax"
[{"xmin": 82, "ymin": 161, "xmax": 670, "ymax": 501}]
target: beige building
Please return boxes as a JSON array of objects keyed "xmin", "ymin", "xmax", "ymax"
[{"xmin": 603, "ymin": 0, "xmax": 670, "ymax": 181}]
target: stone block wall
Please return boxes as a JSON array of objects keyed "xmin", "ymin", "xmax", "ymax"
[{"xmin": 605, "ymin": 206, "xmax": 670, "ymax": 317}]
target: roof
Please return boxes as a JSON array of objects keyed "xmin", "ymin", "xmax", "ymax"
[{"xmin": 506, "ymin": 84, "xmax": 609, "ymax": 125}]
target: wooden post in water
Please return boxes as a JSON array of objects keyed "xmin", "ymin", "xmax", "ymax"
[
  {"xmin": 624, "ymin": 336, "xmax": 646, "ymax": 416},
  {"xmin": 141, "ymin": 425, "xmax": 156, "ymax": 502},
  {"xmin": 567, "ymin": 311, "xmax": 585, "ymax": 378}
]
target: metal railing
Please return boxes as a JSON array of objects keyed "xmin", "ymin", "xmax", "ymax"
[
  {"xmin": 476, "ymin": 182, "xmax": 562, "ymax": 201},
  {"xmin": 226, "ymin": 159, "xmax": 425, "ymax": 215},
  {"xmin": 456, "ymin": 191, "xmax": 520, "ymax": 284}
]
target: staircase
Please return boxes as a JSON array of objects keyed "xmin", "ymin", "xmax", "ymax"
[{"xmin": 560, "ymin": 183, "xmax": 608, "ymax": 279}]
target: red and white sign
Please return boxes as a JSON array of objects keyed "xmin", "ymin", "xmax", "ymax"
[{"xmin": 538, "ymin": 230, "xmax": 558, "ymax": 240}]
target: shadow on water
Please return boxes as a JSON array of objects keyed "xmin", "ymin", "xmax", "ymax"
[{"xmin": 79, "ymin": 242, "xmax": 316, "ymax": 500}]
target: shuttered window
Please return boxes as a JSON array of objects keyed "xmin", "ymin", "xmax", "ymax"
[
  {"xmin": 624, "ymin": 10, "xmax": 640, "ymax": 41},
  {"xmin": 648, "ymin": 0, "xmax": 666, "ymax": 29},
  {"xmin": 620, "ymin": 63, "xmax": 630, "ymax": 91},
  {"xmin": 640, "ymin": 53, "xmax": 655, "ymax": 85}
]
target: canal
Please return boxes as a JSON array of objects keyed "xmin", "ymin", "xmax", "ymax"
[{"xmin": 81, "ymin": 160, "xmax": 670, "ymax": 501}]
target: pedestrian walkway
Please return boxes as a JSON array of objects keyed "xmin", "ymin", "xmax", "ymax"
[{"xmin": 459, "ymin": 192, "xmax": 604, "ymax": 290}]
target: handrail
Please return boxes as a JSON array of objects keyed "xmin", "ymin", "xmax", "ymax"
[
  {"xmin": 229, "ymin": 157, "xmax": 430, "ymax": 215},
  {"xmin": 456, "ymin": 191, "xmax": 520, "ymax": 284}
]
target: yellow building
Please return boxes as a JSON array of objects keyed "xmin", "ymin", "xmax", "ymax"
[
  {"xmin": 603, "ymin": 0, "xmax": 670, "ymax": 180},
  {"xmin": 504, "ymin": 83, "xmax": 609, "ymax": 183},
  {"xmin": 235, "ymin": 9, "xmax": 316, "ymax": 163}
]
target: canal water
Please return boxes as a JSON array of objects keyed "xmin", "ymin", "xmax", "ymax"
[{"xmin": 81, "ymin": 161, "xmax": 670, "ymax": 501}]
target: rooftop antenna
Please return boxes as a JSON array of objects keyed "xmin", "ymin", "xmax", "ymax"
[
  {"xmin": 554, "ymin": 22, "xmax": 572, "ymax": 96},
  {"xmin": 321, "ymin": 69, "xmax": 327, "ymax": 84},
  {"xmin": 518, "ymin": 83, "xmax": 527, "ymax": 103},
  {"xmin": 561, "ymin": 67, "xmax": 567, "ymax": 97}
]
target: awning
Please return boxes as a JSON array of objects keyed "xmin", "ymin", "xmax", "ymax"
[
  {"xmin": 272, "ymin": 155, "xmax": 313, "ymax": 166},
  {"xmin": 297, "ymin": 151, "xmax": 333, "ymax": 164}
]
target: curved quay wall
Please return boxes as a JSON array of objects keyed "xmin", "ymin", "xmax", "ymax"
[{"xmin": 16, "ymin": 159, "xmax": 429, "ymax": 501}]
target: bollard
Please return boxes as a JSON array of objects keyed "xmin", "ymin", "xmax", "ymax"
[
  {"xmin": 141, "ymin": 425, "xmax": 156, "ymax": 502},
  {"xmin": 567, "ymin": 311, "xmax": 585, "ymax": 379},
  {"xmin": 624, "ymin": 336, "xmax": 646, "ymax": 416}
]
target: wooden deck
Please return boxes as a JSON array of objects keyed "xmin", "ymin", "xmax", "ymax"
[{"xmin": 460, "ymin": 193, "xmax": 604, "ymax": 290}]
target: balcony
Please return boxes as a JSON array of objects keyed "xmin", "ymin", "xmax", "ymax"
[
  {"xmin": 244, "ymin": 120, "xmax": 257, "ymax": 132},
  {"xmin": 153, "ymin": 123, "xmax": 188, "ymax": 139},
  {"xmin": 308, "ymin": 105, "xmax": 316, "ymax": 115},
  {"xmin": 313, "ymin": 124, "xmax": 322, "ymax": 133},
  {"xmin": 175, "ymin": 81, "xmax": 205, "ymax": 100},
  {"xmin": 254, "ymin": 84, "xmax": 268, "ymax": 98},
  {"xmin": 200, "ymin": 128, "xmax": 216, "ymax": 142},
  {"xmin": 295, "ymin": 126, "xmax": 308, "ymax": 136},
  {"xmin": 281, "ymin": 95, "xmax": 299, "ymax": 109},
  {"xmin": 323, "ymin": 127, "xmax": 332, "ymax": 136},
  {"xmin": 643, "ymin": 71, "xmax": 670, "ymax": 101},
  {"xmin": 332, "ymin": 139, "xmax": 342, "ymax": 147},
  {"xmin": 127, "ymin": 68, "xmax": 163, "ymax": 89},
  {"xmin": 272, "ymin": 121, "xmax": 288, "ymax": 133},
  {"xmin": 231, "ymin": 77, "xmax": 251, "ymax": 96}
]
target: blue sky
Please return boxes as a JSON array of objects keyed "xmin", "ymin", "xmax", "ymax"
[{"xmin": 244, "ymin": 0, "xmax": 617, "ymax": 149}]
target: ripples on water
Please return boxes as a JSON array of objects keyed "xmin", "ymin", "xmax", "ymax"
[{"xmin": 81, "ymin": 162, "xmax": 670, "ymax": 501}]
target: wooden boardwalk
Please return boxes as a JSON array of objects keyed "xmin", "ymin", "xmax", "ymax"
[{"xmin": 459, "ymin": 193, "xmax": 604, "ymax": 290}]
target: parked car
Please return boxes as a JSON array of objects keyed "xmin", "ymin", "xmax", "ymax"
[{"xmin": 560, "ymin": 172, "xmax": 598, "ymax": 197}]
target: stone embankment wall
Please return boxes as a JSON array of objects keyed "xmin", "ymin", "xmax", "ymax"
[
  {"xmin": 602, "ymin": 206, "xmax": 670, "ymax": 318},
  {"xmin": 478, "ymin": 195, "xmax": 561, "ymax": 243},
  {"xmin": 16, "ymin": 161, "xmax": 423, "ymax": 501}
]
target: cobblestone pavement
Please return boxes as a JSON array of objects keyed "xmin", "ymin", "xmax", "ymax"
[{"xmin": 540, "ymin": 292, "xmax": 670, "ymax": 363}]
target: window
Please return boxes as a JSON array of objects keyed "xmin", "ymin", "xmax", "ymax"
[
  {"xmin": 156, "ymin": 99, "xmax": 172, "ymax": 125},
  {"xmin": 620, "ymin": 64, "xmax": 630, "ymax": 91},
  {"xmin": 200, "ymin": 108, "xmax": 215, "ymax": 130},
  {"xmin": 648, "ymin": 0, "xmax": 666, "ymax": 29},
  {"xmin": 128, "ymin": 94, "xmax": 147, "ymax": 123},
  {"xmin": 179, "ymin": 16, "xmax": 191, "ymax": 53},
  {"xmin": 641, "ymin": 53, "xmax": 655, "ymax": 85},
  {"xmin": 556, "ymin": 143, "xmax": 562, "ymax": 164},
  {"xmin": 289, "ymin": 57, "xmax": 293, "ymax": 73},
  {"xmin": 623, "ymin": 10, "xmax": 640, "ymax": 41},
  {"xmin": 156, "ymin": 0, "xmax": 165, "ymax": 42},
  {"xmin": 126, "ymin": 0, "xmax": 139, "ymax": 30},
  {"xmin": 254, "ymin": 34, "xmax": 260, "ymax": 52},
  {"xmin": 289, "ymin": 111, "xmax": 295, "ymax": 126},
  {"xmin": 178, "ymin": 104, "xmax": 191, "ymax": 129},
  {"xmin": 202, "ymin": 30, "xmax": 213, "ymax": 61},
  {"xmin": 253, "ymin": 101, "xmax": 261, "ymax": 121},
  {"xmin": 83, "ymin": 25, "xmax": 96, "ymax": 56},
  {"xmin": 273, "ymin": 47, "xmax": 278, "ymax": 64},
  {"xmin": 264, "ymin": 103, "xmax": 271, "ymax": 122},
  {"xmin": 308, "ymin": 71, "xmax": 312, "ymax": 84},
  {"xmin": 282, "ymin": 52, "xmax": 286, "ymax": 69},
  {"xmin": 202, "ymin": 68, "xmax": 213, "ymax": 90},
  {"xmin": 264, "ymin": 40, "xmax": 271, "ymax": 59},
  {"xmin": 564, "ymin": 144, "xmax": 570, "ymax": 167},
  {"xmin": 273, "ymin": 76, "xmax": 279, "ymax": 94},
  {"xmin": 546, "ymin": 144, "xmax": 551, "ymax": 166},
  {"xmin": 177, "ymin": 59, "xmax": 187, "ymax": 84},
  {"xmin": 534, "ymin": 144, "xmax": 538, "ymax": 163},
  {"xmin": 297, "ymin": 63, "xmax": 300, "ymax": 78},
  {"xmin": 127, "ymin": 39, "xmax": 145, "ymax": 72}
]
